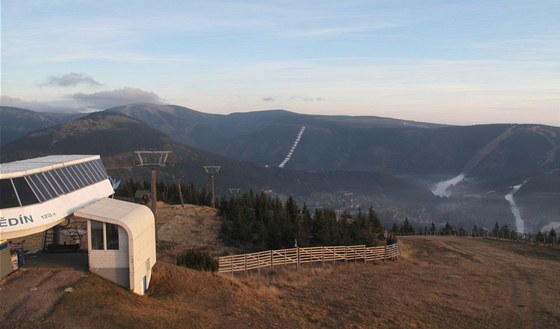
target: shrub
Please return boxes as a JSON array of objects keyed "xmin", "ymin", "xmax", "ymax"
[{"xmin": 176, "ymin": 249, "xmax": 219, "ymax": 272}]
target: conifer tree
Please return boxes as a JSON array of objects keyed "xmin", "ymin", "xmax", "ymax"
[
  {"xmin": 550, "ymin": 228, "xmax": 557, "ymax": 246},
  {"xmin": 391, "ymin": 222, "xmax": 399, "ymax": 234},
  {"xmin": 493, "ymin": 222, "xmax": 500, "ymax": 238}
]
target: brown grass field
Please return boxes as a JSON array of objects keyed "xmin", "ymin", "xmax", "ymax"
[{"xmin": 2, "ymin": 204, "xmax": 559, "ymax": 328}]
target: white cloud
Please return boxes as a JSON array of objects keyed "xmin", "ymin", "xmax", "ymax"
[
  {"xmin": 0, "ymin": 95, "xmax": 79, "ymax": 113},
  {"xmin": 43, "ymin": 72, "xmax": 102, "ymax": 87},
  {"xmin": 2, "ymin": 87, "xmax": 164, "ymax": 112},
  {"xmin": 69, "ymin": 87, "xmax": 163, "ymax": 109},
  {"xmin": 261, "ymin": 95, "xmax": 326, "ymax": 103}
]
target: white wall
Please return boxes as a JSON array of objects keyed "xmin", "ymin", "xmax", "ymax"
[{"xmin": 88, "ymin": 222, "xmax": 130, "ymax": 289}]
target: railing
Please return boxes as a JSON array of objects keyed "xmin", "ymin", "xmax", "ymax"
[{"xmin": 218, "ymin": 242, "xmax": 401, "ymax": 275}]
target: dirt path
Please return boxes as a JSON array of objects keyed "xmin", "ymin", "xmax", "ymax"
[{"xmin": 0, "ymin": 268, "xmax": 86, "ymax": 327}]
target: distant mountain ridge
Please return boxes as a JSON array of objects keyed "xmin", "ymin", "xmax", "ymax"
[
  {"xmin": 0, "ymin": 106, "xmax": 83, "ymax": 145},
  {"xmin": 1, "ymin": 104, "xmax": 558, "ymax": 232},
  {"xmin": 0, "ymin": 110, "xmax": 437, "ymax": 224},
  {"xmin": 106, "ymin": 104, "xmax": 559, "ymax": 180}
]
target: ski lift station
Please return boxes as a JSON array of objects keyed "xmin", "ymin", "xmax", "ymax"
[{"xmin": 0, "ymin": 155, "xmax": 156, "ymax": 295}]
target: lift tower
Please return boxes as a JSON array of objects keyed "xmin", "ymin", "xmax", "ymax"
[
  {"xmin": 203, "ymin": 165, "xmax": 221, "ymax": 208},
  {"xmin": 134, "ymin": 151, "xmax": 171, "ymax": 240}
]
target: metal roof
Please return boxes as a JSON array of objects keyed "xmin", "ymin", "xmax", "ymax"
[
  {"xmin": 0, "ymin": 155, "xmax": 99, "ymax": 178},
  {"xmin": 74, "ymin": 197, "xmax": 154, "ymax": 240}
]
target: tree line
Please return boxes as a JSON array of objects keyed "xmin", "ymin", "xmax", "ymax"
[
  {"xmin": 218, "ymin": 191, "xmax": 386, "ymax": 252},
  {"xmin": 113, "ymin": 177, "xmax": 213, "ymax": 207},
  {"xmin": 392, "ymin": 219, "xmax": 558, "ymax": 245},
  {"xmin": 115, "ymin": 177, "xmax": 557, "ymax": 247},
  {"xmin": 391, "ymin": 219, "xmax": 468, "ymax": 236}
]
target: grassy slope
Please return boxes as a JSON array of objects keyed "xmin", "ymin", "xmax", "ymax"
[
  {"xmin": 38, "ymin": 236, "xmax": 560, "ymax": 329},
  {"xmin": 4, "ymin": 205, "xmax": 560, "ymax": 328}
]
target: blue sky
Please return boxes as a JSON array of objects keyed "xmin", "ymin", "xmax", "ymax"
[{"xmin": 1, "ymin": 0, "xmax": 559, "ymax": 125}]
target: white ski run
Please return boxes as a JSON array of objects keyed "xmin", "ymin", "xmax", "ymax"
[{"xmin": 279, "ymin": 126, "xmax": 306, "ymax": 168}]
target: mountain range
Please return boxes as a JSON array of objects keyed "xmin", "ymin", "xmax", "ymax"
[{"xmin": 1, "ymin": 104, "xmax": 558, "ymax": 232}]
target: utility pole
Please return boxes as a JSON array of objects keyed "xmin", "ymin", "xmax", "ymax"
[
  {"xmin": 174, "ymin": 174, "xmax": 185, "ymax": 207},
  {"xmin": 203, "ymin": 165, "xmax": 221, "ymax": 208},
  {"xmin": 134, "ymin": 151, "xmax": 171, "ymax": 241}
]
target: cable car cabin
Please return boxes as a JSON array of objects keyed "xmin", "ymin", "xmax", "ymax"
[
  {"xmin": 0, "ymin": 155, "xmax": 156, "ymax": 295},
  {"xmin": 0, "ymin": 155, "xmax": 114, "ymax": 240}
]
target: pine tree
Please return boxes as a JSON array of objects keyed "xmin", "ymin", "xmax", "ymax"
[
  {"xmin": 493, "ymin": 222, "xmax": 500, "ymax": 238},
  {"xmin": 441, "ymin": 222, "xmax": 449, "ymax": 235},
  {"xmin": 298, "ymin": 203, "xmax": 313, "ymax": 247},
  {"xmin": 367, "ymin": 207, "xmax": 383, "ymax": 239},
  {"xmin": 500, "ymin": 224, "xmax": 511, "ymax": 240},
  {"xmin": 400, "ymin": 217, "xmax": 415, "ymax": 235},
  {"xmin": 536, "ymin": 231, "xmax": 545, "ymax": 243},
  {"xmin": 549, "ymin": 228, "xmax": 556, "ymax": 245},
  {"xmin": 391, "ymin": 222, "xmax": 399, "ymax": 234}
]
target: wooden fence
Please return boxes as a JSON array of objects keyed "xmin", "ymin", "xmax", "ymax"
[{"xmin": 218, "ymin": 242, "xmax": 401, "ymax": 275}]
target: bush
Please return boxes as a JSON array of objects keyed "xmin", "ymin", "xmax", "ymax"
[{"xmin": 176, "ymin": 249, "xmax": 219, "ymax": 272}]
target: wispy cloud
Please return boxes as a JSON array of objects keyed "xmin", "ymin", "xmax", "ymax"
[
  {"xmin": 283, "ymin": 23, "xmax": 399, "ymax": 38},
  {"xmin": 262, "ymin": 95, "xmax": 326, "ymax": 103},
  {"xmin": 2, "ymin": 18, "xmax": 196, "ymax": 65},
  {"xmin": 2, "ymin": 87, "xmax": 164, "ymax": 112},
  {"xmin": 465, "ymin": 33, "xmax": 560, "ymax": 61},
  {"xmin": 42, "ymin": 72, "xmax": 102, "ymax": 87},
  {"xmin": 0, "ymin": 95, "xmax": 80, "ymax": 113},
  {"xmin": 70, "ymin": 87, "xmax": 163, "ymax": 109}
]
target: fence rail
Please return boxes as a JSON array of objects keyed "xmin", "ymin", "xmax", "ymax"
[{"xmin": 218, "ymin": 242, "xmax": 401, "ymax": 275}]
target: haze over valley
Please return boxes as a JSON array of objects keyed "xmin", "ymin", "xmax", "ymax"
[{"xmin": 1, "ymin": 104, "xmax": 558, "ymax": 234}]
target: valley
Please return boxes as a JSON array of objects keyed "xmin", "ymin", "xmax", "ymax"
[{"xmin": 1, "ymin": 104, "xmax": 559, "ymax": 233}]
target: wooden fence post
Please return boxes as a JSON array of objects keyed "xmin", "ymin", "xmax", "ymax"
[
  {"xmin": 297, "ymin": 247, "xmax": 300, "ymax": 270},
  {"xmin": 384, "ymin": 244, "xmax": 387, "ymax": 261},
  {"xmin": 219, "ymin": 244, "xmax": 401, "ymax": 277}
]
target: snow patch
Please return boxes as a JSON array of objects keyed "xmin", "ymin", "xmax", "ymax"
[
  {"xmin": 279, "ymin": 126, "xmax": 306, "ymax": 168},
  {"xmin": 505, "ymin": 182, "xmax": 526, "ymax": 233},
  {"xmin": 431, "ymin": 173, "xmax": 465, "ymax": 197},
  {"xmin": 541, "ymin": 222, "xmax": 560, "ymax": 232}
]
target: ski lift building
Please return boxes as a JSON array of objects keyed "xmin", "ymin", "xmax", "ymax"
[{"xmin": 0, "ymin": 155, "xmax": 156, "ymax": 295}]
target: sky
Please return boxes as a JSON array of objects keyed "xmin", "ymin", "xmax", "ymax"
[{"xmin": 1, "ymin": 0, "xmax": 559, "ymax": 126}]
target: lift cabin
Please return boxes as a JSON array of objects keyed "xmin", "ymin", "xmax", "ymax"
[{"xmin": 0, "ymin": 155, "xmax": 156, "ymax": 295}]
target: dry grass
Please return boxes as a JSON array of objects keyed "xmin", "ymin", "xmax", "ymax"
[
  {"xmin": 155, "ymin": 203, "xmax": 237, "ymax": 263},
  {"xmin": 40, "ymin": 236, "xmax": 560, "ymax": 329},
  {"xmin": 4, "ymin": 204, "xmax": 560, "ymax": 328}
]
